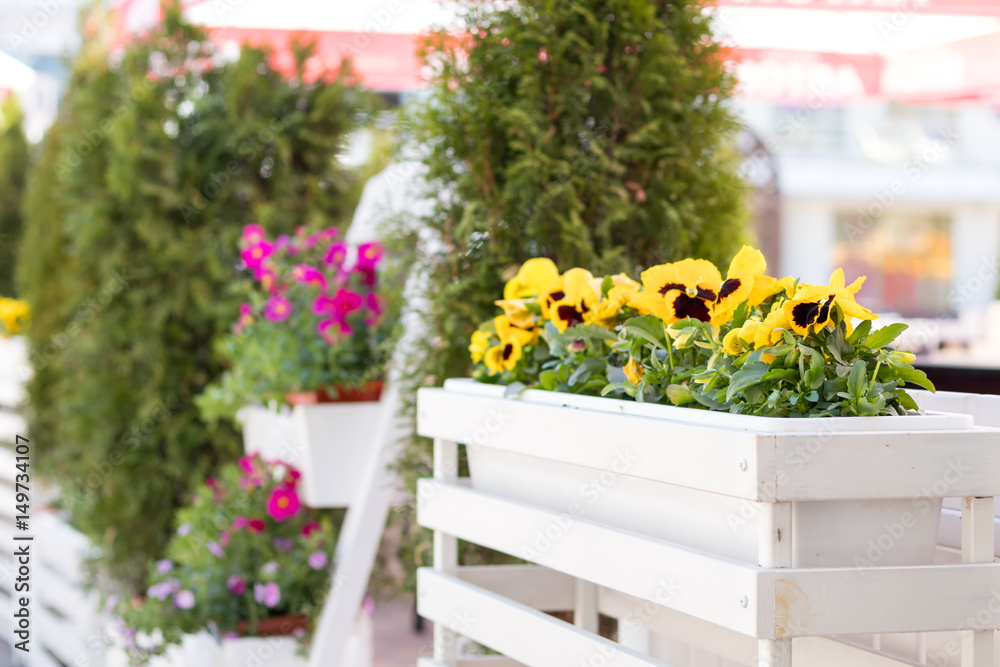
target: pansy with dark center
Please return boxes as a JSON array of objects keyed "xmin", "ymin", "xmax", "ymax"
[{"xmin": 635, "ymin": 259, "xmax": 722, "ymax": 325}]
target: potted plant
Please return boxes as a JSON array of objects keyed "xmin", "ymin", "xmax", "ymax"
[
  {"xmin": 422, "ymin": 247, "xmax": 968, "ymax": 568},
  {"xmin": 118, "ymin": 455, "xmax": 354, "ymax": 666},
  {"xmin": 197, "ymin": 224, "xmax": 393, "ymax": 507}
]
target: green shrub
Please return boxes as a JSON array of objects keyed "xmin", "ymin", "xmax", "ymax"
[
  {"xmin": 0, "ymin": 95, "xmax": 30, "ymax": 296},
  {"xmin": 386, "ymin": 0, "xmax": 750, "ymax": 581},
  {"xmin": 18, "ymin": 7, "xmax": 374, "ymax": 591}
]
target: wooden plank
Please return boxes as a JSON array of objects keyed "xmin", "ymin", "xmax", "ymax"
[
  {"xmin": 34, "ymin": 603, "xmax": 90, "ymax": 667},
  {"xmin": 418, "ymin": 389, "xmax": 769, "ymax": 501},
  {"xmin": 962, "ymin": 496, "xmax": 995, "ymax": 667},
  {"xmin": 574, "ymin": 579, "xmax": 598, "ymax": 633},
  {"xmin": 457, "ymin": 565, "xmax": 575, "ymax": 611},
  {"xmin": 418, "ymin": 569, "xmax": 667, "ymax": 667},
  {"xmin": 939, "ymin": 507, "xmax": 1000, "ymax": 556},
  {"xmin": 797, "ymin": 637, "xmax": 923, "ymax": 667},
  {"xmin": 432, "ymin": 439, "xmax": 460, "ymax": 667},
  {"xmin": 417, "ymin": 480, "xmax": 761, "ymax": 637},
  {"xmin": 759, "ymin": 503, "xmax": 793, "ymax": 666},
  {"xmin": 772, "ymin": 429, "xmax": 1000, "ymax": 500},
  {"xmin": 420, "ymin": 659, "xmax": 527, "ymax": 667},
  {"xmin": 760, "ymin": 563, "xmax": 1000, "ymax": 637}
]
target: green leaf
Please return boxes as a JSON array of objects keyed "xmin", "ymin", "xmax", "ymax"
[
  {"xmin": 566, "ymin": 324, "xmax": 619, "ymax": 342},
  {"xmin": 622, "ymin": 315, "xmax": 669, "ymax": 350},
  {"xmin": 863, "ymin": 323, "xmax": 909, "ymax": 350},
  {"xmin": 847, "ymin": 360, "xmax": 867, "ymax": 400},
  {"xmin": 847, "ymin": 319, "xmax": 872, "ymax": 345},
  {"xmin": 896, "ymin": 389, "xmax": 919, "ymax": 412},
  {"xmin": 503, "ymin": 382, "xmax": 526, "ymax": 398},
  {"xmin": 726, "ymin": 361, "xmax": 770, "ymax": 402},
  {"xmin": 893, "ymin": 366, "xmax": 936, "ymax": 392}
]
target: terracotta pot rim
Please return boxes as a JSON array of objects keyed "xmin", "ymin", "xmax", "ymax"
[
  {"xmin": 284, "ymin": 379, "xmax": 384, "ymax": 405},
  {"xmin": 234, "ymin": 613, "xmax": 310, "ymax": 637}
]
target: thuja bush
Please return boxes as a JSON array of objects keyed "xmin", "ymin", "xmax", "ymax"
[
  {"xmin": 17, "ymin": 7, "xmax": 374, "ymax": 591},
  {"xmin": 386, "ymin": 0, "xmax": 750, "ymax": 585},
  {"xmin": 0, "ymin": 95, "xmax": 30, "ymax": 296}
]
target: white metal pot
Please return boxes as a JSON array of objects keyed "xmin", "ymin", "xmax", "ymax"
[
  {"xmin": 450, "ymin": 380, "xmax": 960, "ymax": 568},
  {"xmin": 238, "ymin": 402, "xmax": 382, "ymax": 508}
]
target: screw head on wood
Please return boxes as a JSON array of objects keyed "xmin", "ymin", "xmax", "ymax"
[
  {"xmin": 739, "ymin": 458, "xmax": 748, "ymax": 472},
  {"xmin": 740, "ymin": 596, "xmax": 748, "ymax": 608}
]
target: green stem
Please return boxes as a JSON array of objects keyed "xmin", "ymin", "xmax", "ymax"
[{"xmin": 869, "ymin": 360, "xmax": 882, "ymax": 393}]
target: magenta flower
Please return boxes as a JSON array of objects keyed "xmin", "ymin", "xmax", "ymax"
[
  {"xmin": 308, "ymin": 551, "xmax": 328, "ymax": 570},
  {"xmin": 241, "ymin": 241, "xmax": 274, "ymax": 271},
  {"xmin": 365, "ymin": 293, "xmax": 385, "ymax": 326},
  {"xmin": 324, "ymin": 241, "xmax": 348, "ymax": 267},
  {"xmin": 301, "ymin": 521, "xmax": 320, "ymax": 537},
  {"xmin": 292, "ymin": 264, "xmax": 327, "ymax": 289},
  {"xmin": 227, "ymin": 574, "xmax": 246, "ymax": 595},
  {"xmin": 220, "ymin": 530, "xmax": 230, "ymax": 547},
  {"xmin": 317, "ymin": 317, "xmax": 352, "ymax": 343},
  {"xmin": 174, "ymin": 590, "xmax": 195, "ymax": 609},
  {"xmin": 232, "ymin": 516, "xmax": 248, "ymax": 531},
  {"xmin": 254, "ymin": 582, "xmax": 281, "ymax": 608},
  {"xmin": 275, "ymin": 234, "xmax": 291, "ymax": 250},
  {"xmin": 355, "ymin": 242, "xmax": 384, "ymax": 286},
  {"xmin": 255, "ymin": 265, "xmax": 278, "ymax": 292},
  {"xmin": 208, "ymin": 541, "xmax": 224, "ymax": 558},
  {"xmin": 247, "ymin": 518, "xmax": 266, "ymax": 534},
  {"xmin": 264, "ymin": 294, "xmax": 292, "ymax": 322},
  {"xmin": 242, "ymin": 224, "xmax": 266, "ymax": 245},
  {"xmin": 266, "ymin": 486, "xmax": 300, "ymax": 522},
  {"xmin": 239, "ymin": 455, "xmax": 260, "ymax": 476},
  {"xmin": 321, "ymin": 227, "xmax": 339, "ymax": 239}
]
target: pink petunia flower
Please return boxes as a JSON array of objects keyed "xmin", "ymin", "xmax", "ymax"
[
  {"xmin": 220, "ymin": 530, "xmax": 230, "ymax": 547},
  {"xmin": 247, "ymin": 518, "xmax": 266, "ymax": 534},
  {"xmin": 301, "ymin": 521, "xmax": 320, "ymax": 537},
  {"xmin": 321, "ymin": 227, "xmax": 339, "ymax": 239},
  {"xmin": 227, "ymin": 575, "xmax": 246, "ymax": 595},
  {"xmin": 232, "ymin": 516, "xmax": 248, "ymax": 530},
  {"xmin": 292, "ymin": 264, "xmax": 327, "ymax": 289},
  {"xmin": 174, "ymin": 590, "xmax": 195, "ymax": 609},
  {"xmin": 238, "ymin": 455, "xmax": 260, "ymax": 476},
  {"xmin": 242, "ymin": 224, "xmax": 266, "ymax": 245},
  {"xmin": 254, "ymin": 582, "xmax": 281, "ymax": 608},
  {"xmin": 241, "ymin": 241, "xmax": 274, "ymax": 271},
  {"xmin": 354, "ymin": 242, "xmax": 384, "ymax": 286},
  {"xmin": 324, "ymin": 241, "xmax": 348, "ymax": 267},
  {"xmin": 317, "ymin": 317, "xmax": 352, "ymax": 343},
  {"xmin": 308, "ymin": 551, "xmax": 328, "ymax": 570},
  {"xmin": 266, "ymin": 486, "xmax": 300, "ymax": 522},
  {"xmin": 365, "ymin": 293, "xmax": 385, "ymax": 326},
  {"xmin": 264, "ymin": 294, "xmax": 292, "ymax": 322}
]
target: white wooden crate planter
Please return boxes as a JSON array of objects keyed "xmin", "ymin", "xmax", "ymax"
[
  {"xmin": 416, "ymin": 380, "xmax": 1000, "ymax": 667},
  {"xmin": 239, "ymin": 401, "xmax": 381, "ymax": 508}
]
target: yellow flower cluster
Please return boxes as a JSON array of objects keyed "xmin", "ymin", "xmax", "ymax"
[
  {"xmin": 470, "ymin": 248, "xmax": 878, "ymax": 374},
  {"xmin": 0, "ymin": 298, "xmax": 30, "ymax": 338}
]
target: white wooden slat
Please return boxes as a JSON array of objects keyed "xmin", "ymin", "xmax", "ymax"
[
  {"xmin": 938, "ymin": 508, "xmax": 1000, "ymax": 557},
  {"xmin": 36, "ymin": 513, "xmax": 93, "ymax": 583},
  {"xmin": 600, "ymin": 587, "xmax": 925, "ymax": 667},
  {"xmin": 27, "ymin": 647, "xmax": 63, "ymax": 667},
  {"xmin": 432, "ymin": 439, "xmax": 460, "ymax": 667},
  {"xmin": 36, "ymin": 561, "xmax": 98, "ymax": 630},
  {"xmin": 760, "ymin": 563, "xmax": 1000, "ymax": 637},
  {"xmin": 417, "ymin": 480, "xmax": 761, "ymax": 637},
  {"xmin": 457, "ymin": 565, "xmax": 576, "ymax": 611},
  {"xmin": 418, "ymin": 568, "xmax": 667, "ymax": 667},
  {"xmin": 575, "ymin": 579, "xmax": 599, "ymax": 633},
  {"xmin": 419, "ymin": 659, "xmax": 527, "ymax": 667},
  {"xmin": 35, "ymin": 602, "xmax": 91, "ymax": 667},
  {"xmin": 771, "ymin": 428, "xmax": 1000, "ymax": 500},
  {"xmin": 759, "ymin": 503, "xmax": 793, "ymax": 666},
  {"xmin": 418, "ymin": 389, "xmax": 768, "ymax": 501},
  {"xmin": 0, "ymin": 411, "xmax": 26, "ymax": 445},
  {"xmin": 962, "ymin": 496, "xmax": 995, "ymax": 667}
]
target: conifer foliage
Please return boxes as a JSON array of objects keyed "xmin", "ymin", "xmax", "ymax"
[
  {"xmin": 393, "ymin": 0, "xmax": 749, "ymax": 488},
  {"xmin": 17, "ymin": 8, "xmax": 372, "ymax": 590},
  {"xmin": 0, "ymin": 95, "xmax": 30, "ymax": 296}
]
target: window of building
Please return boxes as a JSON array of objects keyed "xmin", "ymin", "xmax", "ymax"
[{"xmin": 834, "ymin": 211, "xmax": 952, "ymax": 318}]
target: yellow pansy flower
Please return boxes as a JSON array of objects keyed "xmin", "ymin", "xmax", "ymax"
[
  {"xmin": 0, "ymin": 298, "xmax": 30, "ymax": 338},
  {"xmin": 504, "ymin": 258, "xmax": 559, "ymax": 300},
  {"xmin": 539, "ymin": 268, "xmax": 600, "ymax": 332},
  {"xmin": 633, "ymin": 259, "xmax": 722, "ymax": 325},
  {"xmin": 711, "ymin": 246, "xmax": 768, "ymax": 326},
  {"xmin": 783, "ymin": 268, "xmax": 876, "ymax": 336},
  {"xmin": 624, "ymin": 357, "xmax": 644, "ymax": 384},
  {"xmin": 494, "ymin": 299, "xmax": 536, "ymax": 329},
  {"xmin": 469, "ymin": 330, "xmax": 491, "ymax": 363},
  {"xmin": 588, "ymin": 274, "xmax": 641, "ymax": 327},
  {"xmin": 722, "ymin": 329, "xmax": 744, "ymax": 355}
]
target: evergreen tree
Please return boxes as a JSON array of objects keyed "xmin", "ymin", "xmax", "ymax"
[
  {"xmin": 0, "ymin": 95, "xmax": 30, "ymax": 296},
  {"xmin": 18, "ymin": 6, "xmax": 374, "ymax": 590},
  {"xmin": 392, "ymin": 0, "xmax": 749, "ymax": 484}
]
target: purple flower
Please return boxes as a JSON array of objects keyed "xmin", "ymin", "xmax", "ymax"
[
  {"xmin": 156, "ymin": 559, "xmax": 173, "ymax": 574},
  {"xmin": 174, "ymin": 590, "xmax": 195, "ymax": 609},
  {"xmin": 208, "ymin": 541, "xmax": 225, "ymax": 558},
  {"xmin": 254, "ymin": 582, "xmax": 281, "ymax": 608},
  {"xmin": 261, "ymin": 560, "xmax": 279, "ymax": 575},
  {"xmin": 308, "ymin": 551, "xmax": 328, "ymax": 570},
  {"xmin": 272, "ymin": 537, "xmax": 294, "ymax": 552},
  {"xmin": 177, "ymin": 524, "xmax": 192, "ymax": 537},
  {"xmin": 227, "ymin": 574, "xmax": 246, "ymax": 595},
  {"xmin": 264, "ymin": 294, "xmax": 292, "ymax": 322},
  {"xmin": 147, "ymin": 578, "xmax": 181, "ymax": 600}
]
